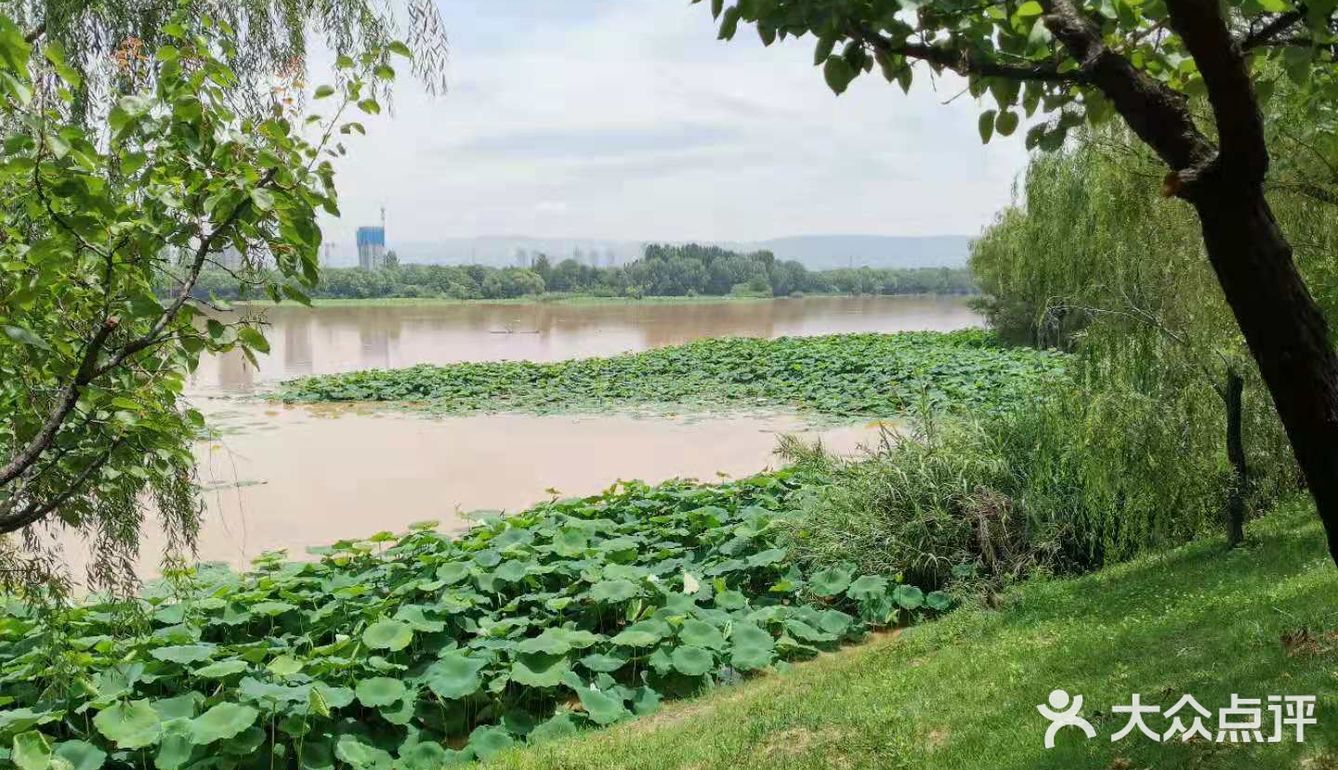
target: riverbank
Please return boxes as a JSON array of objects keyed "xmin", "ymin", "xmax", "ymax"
[{"xmin": 489, "ymin": 498, "xmax": 1338, "ymax": 769}]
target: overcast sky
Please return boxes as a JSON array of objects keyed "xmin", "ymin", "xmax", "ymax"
[{"xmin": 318, "ymin": 0, "xmax": 1032, "ymax": 253}]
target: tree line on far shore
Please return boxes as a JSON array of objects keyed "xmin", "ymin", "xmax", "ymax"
[{"xmin": 191, "ymin": 243, "xmax": 975, "ymax": 300}]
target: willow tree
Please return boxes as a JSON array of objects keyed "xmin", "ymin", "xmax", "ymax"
[
  {"xmin": 8, "ymin": 0, "xmax": 449, "ymax": 108},
  {"xmin": 0, "ymin": 1, "xmax": 444, "ymax": 595},
  {"xmin": 700, "ymin": 0, "xmax": 1338, "ymax": 564}
]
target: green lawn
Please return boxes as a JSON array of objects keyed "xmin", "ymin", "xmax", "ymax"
[{"xmin": 489, "ymin": 500, "xmax": 1337, "ymax": 769}]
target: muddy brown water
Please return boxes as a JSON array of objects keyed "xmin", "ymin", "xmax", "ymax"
[
  {"xmin": 191, "ymin": 295, "xmax": 981, "ymax": 393},
  {"xmin": 69, "ymin": 296, "xmax": 980, "ymax": 577}
]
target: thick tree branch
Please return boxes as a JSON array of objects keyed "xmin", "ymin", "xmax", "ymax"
[
  {"xmin": 1, "ymin": 168, "xmax": 275, "ymax": 505},
  {"xmin": 1041, "ymin": 0, "xmax": 1215, "ymax": 172},
  {"xmin": 1270, "ymin": 180, "xmax": 1338, "ymax": 206},
  {"xmin": 853, "ymin": 27, "xmax": 1081, "ymax": 83},
  {"xmin": 0, "ymin": 318, "xmax": 118, "ymax": 488},
  {"xmin": 93, "ymin": 169, "xmax": 276, "ymax": 379},
  {"xmin": 1241, "ymin": 9, "xmax": 1307, "ymax": 49},
  {"xmin": 0, "ymin": 443, "xmax": 119, "ymax": 534},
  {"xmin": 1164, "ymin": 0, "xmax": 1270, "ymax": 183}
]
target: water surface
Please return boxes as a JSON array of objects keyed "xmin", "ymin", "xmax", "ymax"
[
  {"xmin": 193, "ymin": 295, "xmax": 981, "ymax": 394},
  {"xmin": 80, "ymin": 297, "xmax": 975, "ymax": 577},
  {"xmin": 101, "ymin": 402, "xmax": 890, "ymax": 573}
]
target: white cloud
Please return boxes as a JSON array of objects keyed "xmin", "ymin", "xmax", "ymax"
[{"xmin": 317, "ymin": 0, "xmax": 1031, "ymax": 259}]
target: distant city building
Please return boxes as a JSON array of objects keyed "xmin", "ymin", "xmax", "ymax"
[
  {"xmin": 356, "ymin": 226, "xmax": 386, "ymax": 270},
  {"xmin": 604, "ymin": 248, "xmax": 616, "ymax": 268}
]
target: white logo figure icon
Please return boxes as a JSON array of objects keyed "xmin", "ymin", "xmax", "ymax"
[{"xmin": 1038, "ymin": 689, "xmax": 1097, "ymax": 749}]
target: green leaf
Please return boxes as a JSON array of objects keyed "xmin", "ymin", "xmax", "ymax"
[
  {"xmin": 746, "ymin": 547, "xmax": 787, "ymax": 568},
  {"xmin": 355, "ymin": 676, "xmax": 407, "ymax": 707},
  {"xmin": 996, "ymin": 110, "xmax": 1020, "ymax": 137},
  {"xmin": 334, "ymin": 735, "xmax": 392, "ymax": 769},
  {"xmin": 926, "ymin": 590, "xmax": 953, "ymax": 611},
  {"xmin": 362, "ymin": 619, "xmax": 413, "ymax": 651},
  {"xmin": 314, "ymin": 683, "xmax": 355, "ymax": 709},
  {"xmin": 150, "ymin": 645, "xmax": 215, "ymax": 664},
  {"xmin": 467, "ymin": 725, "xmax": 514, "ymax": 761},
  {"xmin": 893, "ymin": 584, "xmax": 926, "ymax": 609},
  {"xmin": 313, "ymin": 84, "xmax": 335, "ymax": 99},
  {"xmin": 425, "ymin": 652, "xmax": 486, "ymax": 699},
  {"xmin": 0, "ymin": 709, "xmax": 60, "ymax": 736},
  {"xmin": 151, "ymin": 694, "xmax": 201, "ymax": 722},
  {"xmin": 717, "ymin": 6, "xmax": 741, "ymax": 39},
  {"xmin": 510, "ymin": 653, "xmax": 571, "ymax": 688},
  {"xmin": 610, "ymin": 620, "xmax": 666, "ymax": 647},
  {"xmin": 589, "ymin": 579, "xmax": 639, "ymax": 603},
  {"xmin": 436, "ymin": 562, "xmax": 471, "ymax": 584},
  {"xmin": 237, "ymin": 326, "xmax": 271, "ymax": 355},
  {"xmin": 3, "ymin": 326, "xmax": 50, "ymax": 350},
  {"xmin": 577, "ymin": 652, "xmax": 626, "ymax": 673},
  {"xmin": 679, "ymin": 619, "xmax": 727, "ymax": 650},
  {"xmin": 155, "ymin": 719, "xmax": 195, "ymax": 770},
  {"xmin": 978, "ymin": 110, "xmax": 997, "ymax": 143},
  {"xmin": 729, "ymin": 624, "xmax": 775, "ymax": 671},
  {"xmin": 194, "ymin": 659, "xmax": 247, "ymax": 679},
  {"xmin": 190, "ymin": 702, "xmax": 259, "ymax": 744},
  {"xmin": 670, "ymin": 646, "xmax": 714, "ymax": 676},
  {"xmin": 846, "ymin": 575, "xmax": 888, "ymax": 601},
  {"xmin": 93, "ymin": 700, "xmax": 161, "ymax": 749},
  {"xmin": 517, "ymin": 628, "xmax": 572, "ymax": 655},
  {"xmin": 576, "ymin": 687, "xmax": 629, "ymax": 725},
  {"xmin": 808, "ymin": 564, "xmax": 854, "ymax": 597},
  {"xmin": 266, "ymin": 655, "xmax": 303, "ymax": 677},
  {"xmin": 250, "ymin": 188, "xmax": 275, "ymax": 212},
  {"xmin": 397, "ymin": 741, "xmax": 454, "ymax": 770},
  {"xmin": 823, "ymin": 56, "xmax": 855, "ymax": 95},
  {"xmin": 52, "ymin": 740, "xmax": 105, "ymax": 770},
  {"xmin": 813, "ymin": 33, "xmax": 837, "ymax": 66},
  {"xmin": 12, "ymin": 731, "xmax": 52, "ymax": 770},
  {"xmin": 527, "ymin": 713, "xmax": 578, "ymax": 744}
]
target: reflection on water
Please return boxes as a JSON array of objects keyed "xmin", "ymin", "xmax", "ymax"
[
  {"xmin": 90, "ymin": 401, "xmax": 890, "ymax": 574},
  {"xmin": 192, "ymin": 296, "xmax": 981, "ymax": 394}
]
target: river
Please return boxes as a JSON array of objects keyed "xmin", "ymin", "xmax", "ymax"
[{"xmin": 109, "ymin": 296, "xmax": 981, "ymax": 575}]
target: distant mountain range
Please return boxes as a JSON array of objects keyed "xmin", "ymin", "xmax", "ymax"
[{"xmin": 331, "ymin": 234, "xmax": 971, "ymax": 271}]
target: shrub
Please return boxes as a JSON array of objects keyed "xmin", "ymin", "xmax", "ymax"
[{"xmin": 785, "ymin": 368, "xmax": 1299, "ymax": 593}]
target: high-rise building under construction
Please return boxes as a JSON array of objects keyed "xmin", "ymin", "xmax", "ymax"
[{"xmin": 356, "ymin": 226, "xmax": 385, "ymax": 269}]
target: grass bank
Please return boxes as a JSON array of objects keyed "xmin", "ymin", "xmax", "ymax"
[
  {"xmin": 276, "ymin": 331, "xmax": 1064, "ymax": 418},
  {"xmin": 490, "ymin": 498, "xmax": 1338, "ymax": 769}
]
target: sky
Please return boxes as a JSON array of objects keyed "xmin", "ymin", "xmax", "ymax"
[{"xmin": 316, "ymin": 0, "xmax": 1033, "ymax": 257}]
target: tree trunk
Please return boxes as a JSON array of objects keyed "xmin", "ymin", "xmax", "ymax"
[
  {"xmin": 1224, "ymin": 369, "xmax": 1247, "ymax": 548},
  {"xmin": 1191, "ymin": 182, "xmax": 1338, "ymax": 565}
]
